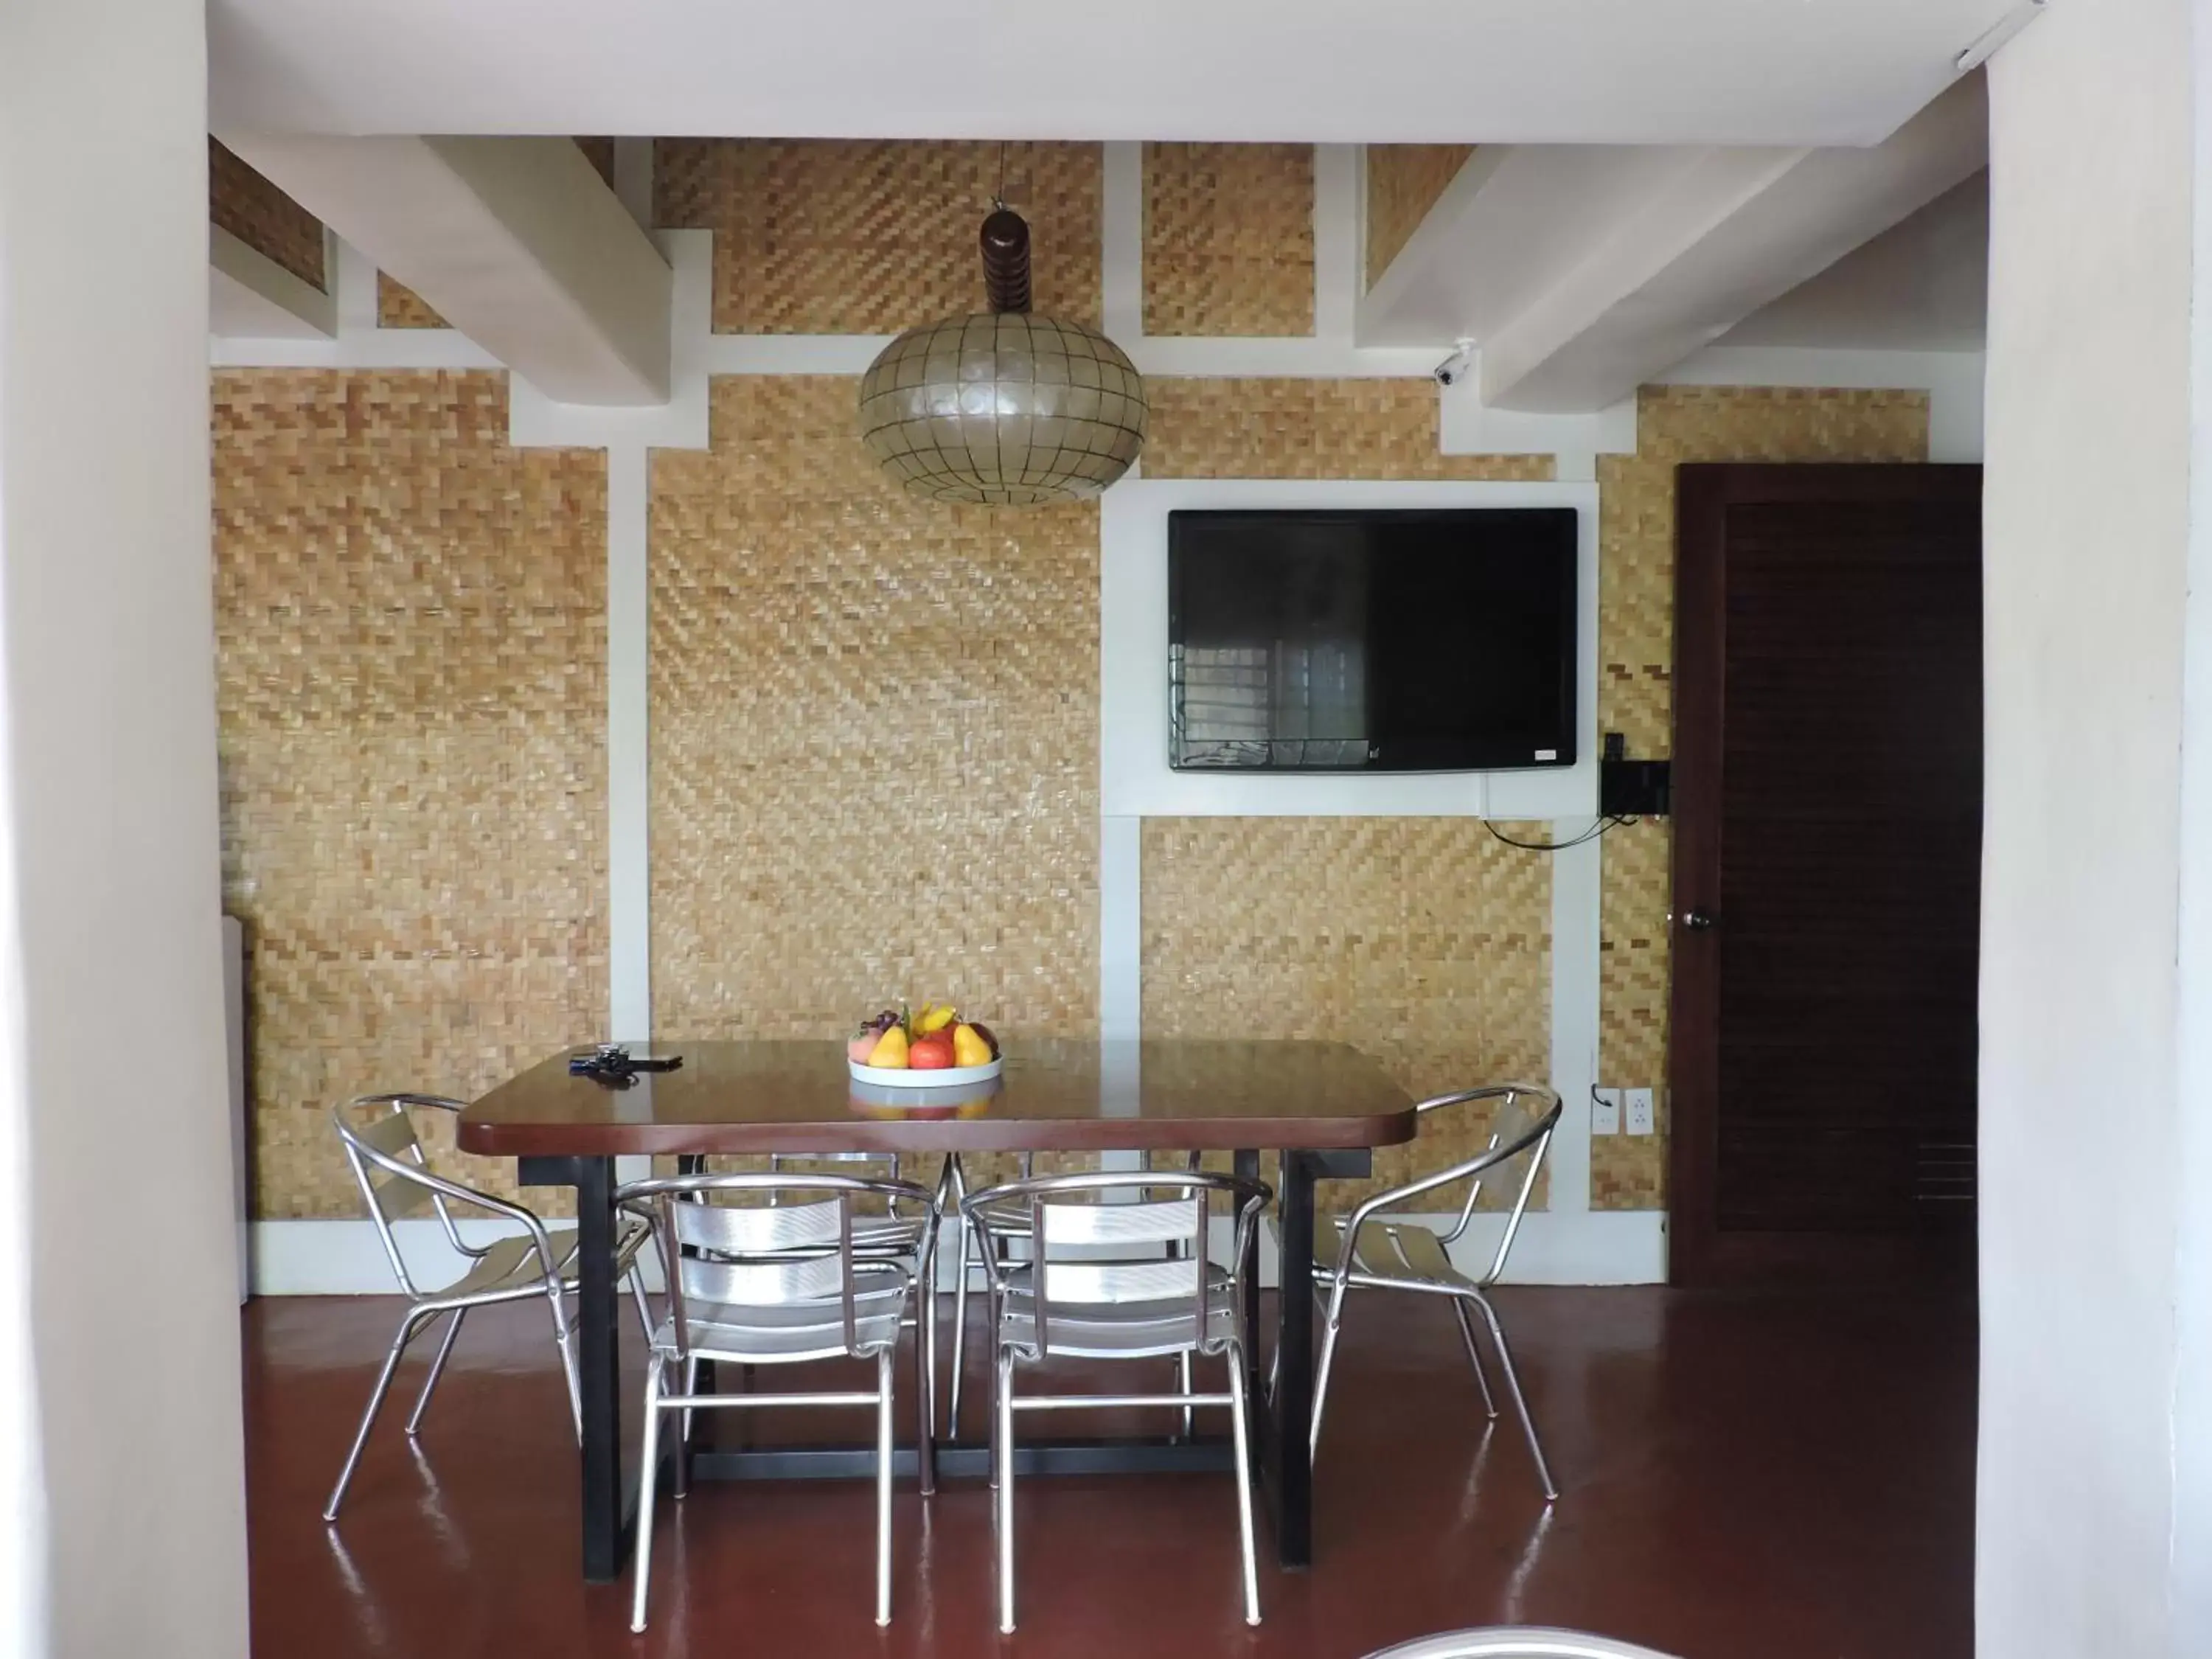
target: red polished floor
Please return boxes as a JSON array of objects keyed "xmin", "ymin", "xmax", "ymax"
[{"xmin": 246, "ymin": 1287, "xmax": 1975, "ymax": 1658}]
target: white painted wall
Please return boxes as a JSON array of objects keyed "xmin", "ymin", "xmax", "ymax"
[
  {"xmin": 2177, "ymin": 4, "xmax": 2212, "ymax": 1646},
  {"xmin": 1979, "ymin": 0, "xmax": 2195, "ymax": 1652},
  {"xmin": 0, "ymin": 1, "xmax": 251, "ymax": 1655}
]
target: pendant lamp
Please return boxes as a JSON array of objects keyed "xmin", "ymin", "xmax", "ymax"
[{"xmin": 858, "ymin": 206, "xmax": 1147, "ymax": 505}]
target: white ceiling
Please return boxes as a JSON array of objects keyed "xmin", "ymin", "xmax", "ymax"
[
  {"xmin": 210, "ymin": 0, "xmax": 2015, "ymax": 147},
  {"xmin": 1719, "ymin": 171, "xmax": 1989, "ymax": 351}
]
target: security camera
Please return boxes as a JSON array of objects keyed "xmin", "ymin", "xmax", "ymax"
[{"xmin": 1433, "ymin": 343, "xmax": 1474, "ymax": 388}]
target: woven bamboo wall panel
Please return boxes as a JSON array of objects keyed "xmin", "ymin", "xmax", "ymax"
[
  {"xmin": 649, "ymin": 377, "xmax": 1099, "ymax": 1079},
  {"xmin": 1364, "ymin": 145, "xmax": 1473, "ymax": 290},
  {"xmin": 1144, "ymin": 378, "xmax": 1554, "ymax": 480},
  {"xmin": 212, "ymin": 369, "xmax": 609, "ymax": 1218},
  {"xmin": 210, "ymin": 139, "xmax": 326, "ymax": 292},
  {"xmin": 378, "ymin": 273, "xmax": 448, "ymax": 330},
  {"xmin": 1589, "ymin": 384, "xmax": 1930, "ymax": 1209},
  {"xmin": 1141, "ymin": 818, "xmax": 1551, "ymax": 1211},
  {"xmin": 655, "ymin": 140, "xmax": 1102, "ymax": 334},
  {"xmin": 1142, "ymin": 144, "xmax": 1314, "ymax": 338}
]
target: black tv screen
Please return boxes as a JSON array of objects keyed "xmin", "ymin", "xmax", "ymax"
[{"xmin": 1168, "ymin": 508, "xmax": 1577, "ymax": 772}]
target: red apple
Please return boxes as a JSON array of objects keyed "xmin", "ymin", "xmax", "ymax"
[{"xmin": 908, "ymin": 1032, "xmax": 956, "ymax": 1070}]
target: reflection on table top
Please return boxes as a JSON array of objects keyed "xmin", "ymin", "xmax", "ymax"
[{"xmin": 457, "ymin": 1037, "xmax": 1416, "ymax": 1158}]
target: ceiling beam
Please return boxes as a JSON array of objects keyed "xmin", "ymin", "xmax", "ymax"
[
  {"xmin": 209, "ymin": 227, "xmax": 335, "ymax": 340},
  {"xmin": 215, "ymin": 134, "xmax": 671, "ymax": 404},
  {"xmin": 1357, "ymin": 74, "xmax": 1988, "ymax": 411}
]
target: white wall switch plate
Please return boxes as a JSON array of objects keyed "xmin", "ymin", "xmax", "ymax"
[
  {"xmin": 1591, "ymin": 1088, "xmax": 1621, "ymax": 1136},
  {"xmin": 1626, "ymin": 1088, "xmax": 1655, "ymax": 1135}
]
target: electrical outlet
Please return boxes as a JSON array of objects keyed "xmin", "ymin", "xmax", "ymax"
[
  {"xmin": 1591, "ymin": 1088, "xmax": 1621, "ymax": 1136},
  {"xmin": 1625, "ymin": 1088, "xmax": 1655, "ymax": 1136}
]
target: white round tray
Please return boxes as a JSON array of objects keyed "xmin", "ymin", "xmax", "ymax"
[{"xmin": 847, "ymin": 1056, "xmax": 1003, "ymax": 1089}]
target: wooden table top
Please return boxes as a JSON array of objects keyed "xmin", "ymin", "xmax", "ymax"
[{"xmin": 456, "ymin": 1038, "xmax": 1417, "ymax": 1159}]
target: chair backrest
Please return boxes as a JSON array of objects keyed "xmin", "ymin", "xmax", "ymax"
[
  {"xmin": 330, "ymin": 1093, "xmax": 476, "ymax": 1298},
  {"xmin": 1419, "ymin": 1084, "xmax": 1562, "ymax": 1282},
  {"xmin": 964, "ymin": 1170, "xmax": 1270, "ymax": 1357},
  {"xmin": 1361, "ymin": 1628, "xmax": 1680, "ymax": 1659},
  {"xmin": 622, "ymin": 1172, "xmax": 934, "ymax": 1360}
]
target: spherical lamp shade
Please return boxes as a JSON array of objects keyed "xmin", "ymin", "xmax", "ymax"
[{"xmin": 858, "ymin": 313, "xmax": 1147, "ymax": 506}]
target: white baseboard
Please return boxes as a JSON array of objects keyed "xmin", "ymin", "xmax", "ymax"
[{"xmin": 252, "ymin": 1208, "xmax": 1667, "ymax": 1297}]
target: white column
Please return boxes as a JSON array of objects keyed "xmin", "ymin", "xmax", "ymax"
[
  {"xmin": 1979, "ymin": 0, "xmax": 2202, "ymax": 1653},
  {"xmin": 0, "ymin": 1, "xmax": 251, "ymax": 1655}
]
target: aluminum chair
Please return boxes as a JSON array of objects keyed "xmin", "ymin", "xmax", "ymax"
[
  {"xmin": 672, "ymin": 1150, "xmax": 944, "ymax": 1486},
  {"xmin": 1306, "ymin": 1084, "xmax": 1563, "ymax": 1500},
  {"xmin": 1362, "ymin": 1630, "xmax": 1680, "ymax": 1659},
  {"xmin": 944, "ymin": 1149, "xmax": 1206, "ymax": 1437},
  {"xmin": 964, "ymin": 1169, "xmax": 1271, "ymax": 1633},
  {"xmin": 619, "ymin": 1171, "xmax": 936, "ymax": 1633},
  {"xmin": 324, "ymin": 1093, "xmax": 653, "ymax": 1521}
]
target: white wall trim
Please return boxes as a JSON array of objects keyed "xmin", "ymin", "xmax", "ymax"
[
  {"xmin": 700, "ymin": 333, "xmax": 895, "ymax": 376},
  {"xmin": 1099, "ymin": 815, "xmax": 1142, "ymax": 1041},
  {"xmin": 1134, "ymin": 338, "xmax": 1446, "ymax": 378},
  {"xmin": 1546, "ymin": 838, "xmax": 1601, "ymax": 1216},
  {"xmin": 1102, "ymin": 139, "xmax": 1144, "ymax": 344},
  {"xmin": 606, "ymin": 444, "xmax": 653, "ymax": 1046},
  {"xmin": 1312, "ymin": 144, "xmax": 1360, "ymax": 344}
]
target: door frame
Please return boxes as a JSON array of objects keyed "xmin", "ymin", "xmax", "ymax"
[{"xmin": 1666, "ymin": 462, "xmax": 1984, "ymax": 1286}]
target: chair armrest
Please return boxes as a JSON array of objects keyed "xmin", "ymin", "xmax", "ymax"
[
  {"xmin": 349, "ymin": 1138, "xmax": 567, "ymax": 1284},
  {"xmin": 1325, "ymin": 1150, "xmax": 1514, "ymax": 1277}
]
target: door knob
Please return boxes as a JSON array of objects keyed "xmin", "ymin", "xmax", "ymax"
[{"xmin": 1681, "ymin": 909, "xmax": 1717, "ymax": 931}]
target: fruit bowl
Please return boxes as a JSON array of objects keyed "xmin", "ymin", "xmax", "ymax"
[
  {"xmin": 847, "ymin": 1055, "xmax": 1002, "ymax": 1089},
  {"xmin": 846, "ymin": 999, "xmax": 1003, "ymax": 1088}
]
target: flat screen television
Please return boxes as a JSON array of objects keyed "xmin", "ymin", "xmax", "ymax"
[{"xmin": 1168, "ymin": 507, "xmax": 1578, "ymax": 772}]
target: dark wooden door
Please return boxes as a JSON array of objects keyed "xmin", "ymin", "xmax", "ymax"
[{"xmin": 1669, "ymin": 463, "xmax": 1982, "ymax": 1285}]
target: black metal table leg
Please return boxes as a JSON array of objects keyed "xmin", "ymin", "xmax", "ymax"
[
  {"xmin": 573, "ymin": 1155, "xmax": 626, "ymax": 1582},
  {"xmin": 1270, "ymin": 1148, "xmax": 1318, "ymax": 1568}
]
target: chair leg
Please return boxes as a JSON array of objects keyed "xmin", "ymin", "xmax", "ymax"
[
  {"xmin": 948, "ymin": 1213, "xmax": 971, "ymax": 1437},
  {"xmin": 630, "ymin": 1353, "xmax": 667, "ymax": 1632},
  {"xmin": 1173, "ymin": 1235, "xmax": 1195, "ymax": 1436},
  {"xmin": 1310, "ymin": 1277, "xmax": 1350, "ymax": 1460},
  {"xmin": 995, "ymin": 1351, "xmax": 1018, "ymax": 1635},
  {"xmin": 876, "ymin": 1346, "xmax": 896, "ymax": 1627},
  {"xmin": 676, "ymin": 1354, "xmax": 700, "ymax": 1495},
  {"xmin": 1226, "ymin": 1343, "xmax": 1262, "ymax": 1627},
  {"xmin": 1452, "ymin": 1297, "xmax": 1499, "ymax": 1419},
  {"xmin": 551, "ymin": 1318, "xmax": 582, "ymax": 1444},
  {"xmin": 627, "ymin": 1263, "xmax": 656, "ymax": 1344},
  {"xmin": 987, "ymin": 1333, "xmax": 1003, "ymax": 1492},
  {"xmin": 324, "ymin": 1308, "xmax": 427, "ymax": 1521},
  {"xmin": 916, "ymin": 1264, "xmax": 938, "ymax": 1497},
  {"xmin": 404, "ymin": 1307, "xmax": 467, "ymax": 1438},
  {"xmin": 1471, "ymin": 1289, "xmax": 1557, "ymax": 1502}
]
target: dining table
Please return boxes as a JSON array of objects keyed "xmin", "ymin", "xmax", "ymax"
[{"xmin": 457, "ymin": 1036, "xmax": 1418, "ymax": 1584}]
